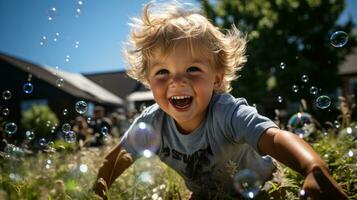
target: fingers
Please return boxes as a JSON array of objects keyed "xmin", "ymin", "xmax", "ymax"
[{"xmin": 312, "ymin": 169, "xmax": 348, "ymax": 200}]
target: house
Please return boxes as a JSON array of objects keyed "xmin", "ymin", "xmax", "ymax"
[
  {"xmin": 339, "ymin": 48, "xmax": 357, "ymax": 98},
  {"xmin": 0, "ymin": 52, "xmax": 124, "ymax": 139},
  {"xmin": 84, "ymin": 71, "xmax": 155, "ymax": 113}
]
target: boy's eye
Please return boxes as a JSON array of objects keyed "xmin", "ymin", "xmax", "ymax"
[
  {"xmin": 187, "ymin": 66, "xmax": 200, "ymax": 72},
  {"xmin": 156, "ymin": 69, "xmax": 169, "ymax": 75}
]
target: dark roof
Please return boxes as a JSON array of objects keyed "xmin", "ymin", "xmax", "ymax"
[
  {"xmin": 0, "ymin": 53, "xmax": 123, "ymax": 106},
  {"xmin": 339, "ymin": 48, "xmax": 357, "ymax": 76},
  {"xmin": 84, "ymin": 71, "xmax": 149, "ymax": 99}
]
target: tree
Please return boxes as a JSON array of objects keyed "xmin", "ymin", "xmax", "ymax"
[{"xmin": 200, "ymin": 0, "xmax": 356, "ymax": 119}]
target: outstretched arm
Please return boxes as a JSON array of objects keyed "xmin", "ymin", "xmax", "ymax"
[
  {"xmin": 258, "ymin": 128, "xmax": 348, "ymax": 199},
  {"xmin": 93, "ymin": 143, "xmax": 133, "ymax": 199}
]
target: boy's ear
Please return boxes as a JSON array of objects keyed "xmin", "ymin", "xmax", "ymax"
[{"xmin": 214, "ymin": 73, "xmax": 224, "ymax": 90}]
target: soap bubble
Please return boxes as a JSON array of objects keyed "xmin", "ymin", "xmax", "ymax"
[
  {"xmin": 23, "ymin": 82, "xmax": 34, "ymax": 94},
  {"xmin": 292, "ymin": 85, "xmax": 299, "ymax": 93},
  {"xmin": 65, "ymin": 55, "xmax": 70, "ymax": 62},
  {"xmin": 315, "ymin": 95, "xmax": 331, "ymax": 109},
  {"xmin": 56, "ymin": 78, "xmax": 64, "ymax": 87},
  {"xmin": 74, "ymin": 41, "xmax": 80, "ymax": 48},
  {"xmin": 25, "ymin": 130, "xmax": 35, "ymax": 140},
  {"xmin": 40, "ymin": 36, "xmax": 47, "ymax": 46},
  {"xmin": 63, "ymin": 109, "xmax": 68, "ymax": 115},
  {"xmin": 79, "ymin": 164, "xmax": 88, "ymax": 173},
  {"xmin": 279, "ymin": 62, "xmax": 286, "ymax": 69},
  {"xmin": 39, "ymin": 138, "xmax": 48, "ymax": 147},
  {"xmin": 64, "ymin": 131, "xmax": 76, "ymax": 143},
  {"xmin": 288, "ymin": 112, "xmax": 313, "ymax": 138},
  {"xmin": 75, "ymin": 101, "xmax": 87, "ymax": 114},
  {"xmin": 309, "ymin": 86, "xmax": 318, "ymax": 95},
  {"xmin": 127, "ymin": 122, "xmax": 160, "ymax": 156},
  {"xmin": 330, "ymin": 31, "xmax": 348, "ymax": 48},
  {"xmin": 47, "ymin": 7, "xmax": 57, "ymax": 21},
  {"xmin": 62, "ymin": 123, "xmax": 71, "ymax": 133},
  {"xmin": 233, "ymin": 169, "xmax": 261, "ymax": 199},
  {"xmin": 3, "ymin": 108, "xmax": 10, "ymax": 116},
  {"xmin": 301, "ymin": 75, "xmax": 309, "ymax": 83},
  {"xmin": 277, "ymin": 96, "xmax": 283, "ymax": 103},
  {"xmin": 2, "ymin": 90, "xmax": 12, "ymax": 100},
  {"xmin": 4, "ymin": 122, "xmax": 17, "ymax": 135},
  {"xmin": 101, "ymin": 126, "xmax": 109, "ymax": 137}
]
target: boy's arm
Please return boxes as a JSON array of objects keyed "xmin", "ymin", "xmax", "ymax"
[
  {"xmin": 258, "ymin": 128, "xmax": 348, "ymax": 199},
  {"xmin": 93, "ymin": 143, "xmax": 133, "ymax": 198}
]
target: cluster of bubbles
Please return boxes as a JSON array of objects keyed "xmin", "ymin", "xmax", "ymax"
[
  {"xmin": 233, "ymin": 169, "xmax": 261, "ymax": 199},
  {"xmin": 127, "ymin": 122, "xmax": 160, "ymax": 158}
]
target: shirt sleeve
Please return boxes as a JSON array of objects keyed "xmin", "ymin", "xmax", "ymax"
[
  {"xmin": 213, "ymin": 94, "xmax": 278, "ymax": 153},
  {"xmin": 230, "ymin": 99, "xmax": 278, "ymax": 152}
]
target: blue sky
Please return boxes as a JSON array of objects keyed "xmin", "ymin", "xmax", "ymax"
[{"xmin": 0, "ymin": 0, "xmax": 356, "ymax": 74}]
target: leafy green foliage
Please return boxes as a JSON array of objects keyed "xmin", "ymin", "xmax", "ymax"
[
  {"xmin": 21, "ymin": 105, "xmax": 59, "ymax": 140},
  {"xmin": 200, "ymin": 0, "xmax": 357, "ymax": 107}
]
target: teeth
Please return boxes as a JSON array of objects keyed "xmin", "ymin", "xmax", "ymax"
[{"xmin": 170, "ymin": 96, "xmax": 191, "ymax": 100}]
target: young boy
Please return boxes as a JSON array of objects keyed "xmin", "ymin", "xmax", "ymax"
[{"xmin": 94, "ymin": 1, "xmax": 348, "ymax": 199}]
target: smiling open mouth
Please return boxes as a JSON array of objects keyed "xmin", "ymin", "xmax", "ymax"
[{"xmin": 169, "ymin": 96, "xmax": 193, "ymax": 109}]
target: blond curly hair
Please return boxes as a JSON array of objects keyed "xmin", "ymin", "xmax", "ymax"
[{"xmin": 124, "ymin": 1, "xmax": 246, "ymax": 93}]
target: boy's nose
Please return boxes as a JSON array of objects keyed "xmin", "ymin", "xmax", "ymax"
[{"xmin": 170, "ymin": 73, "xmax": 187, "ymax": 87}]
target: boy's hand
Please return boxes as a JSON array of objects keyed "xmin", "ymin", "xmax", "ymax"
[{"xmin": 301, "ymin": 167, "xmax": 348, "ymax": 200}]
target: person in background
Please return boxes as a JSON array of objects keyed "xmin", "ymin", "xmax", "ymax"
[{"xmin": 88, "ymin": 106, "xmax": 112, "ymax": 146}]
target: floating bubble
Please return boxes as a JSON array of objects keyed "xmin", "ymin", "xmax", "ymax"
[
  {"xmin": 4, "ymin": 144, "xmax": 24, "ymax": 163},
  {"xmin": 40, "ymin": 36, "xmax": 47, "ymax": 46},
  {"xmin": 279, "ymin": 62, "xmax": 286, "ymax": 69},
  {"xmin": 309, "ymin": 86, "xmax": 318, "ymax": 95},
  {"xmin": 233, "ymin": 169, "xmax": 261, "ymax": 199},
  {"xmin": 75, "ymin": 101, "xmax": 87, "ymax": 114},
  {"xmin": 27, "ymin": 74, "xmax": 33, "ymax": 81},
  {"xmin": 56, "ymin": 78, "xmax": 64, "ymax": 87},
  {"xmin": 25, "ymin": 130, "xmax": 35, "ymax": 140},
  {"xmin": 62, "ymin": 123, "xmax": 71, "ymax": 133},
  {"xmin": 75, "ymin": 41, "xmax": 80, "ymax": 48},
  {"xmin": 127, "ymin": 122, "xmax": 160, "ymax": 156},
  {"xmin": 78, "ymin": 1, "xmax": 83, "ymax": 5},
  {"xmin": 45, "ymin": 159, "xmax": 52, "ymax": 169},
  {"xmin": 39, "ymin": 138, "xmax": 48, "ymax": 147},
  {"xmin": 23, "ymin": 82, "xmax": 34, "ymax": 94},
  {"xmin": 64, "ymin": 131, "xmax": 76, "ymax": 143},
  {"xmin": 288, "ymin": 112, "xmax": 313, "ymax": 138},
  {"xmin": 301, "ymin": 75, "xmax": 309, "ymax": 83},
  {"xmin": 79, "ymin": 164, "xmax": 88, "ymax": 173},
  {"xmin": 2, "ymin": 90, "xmax": 12, "ymax": 100},
  {"xmin": 3, "ymin": 108, "xmax": 10, "ymax": 116},
  {"xmin": 53, "ymin": 32, "xmax": 60, "ymax": 42},
  {"xmin": 63, "ymin": 109, "xmax": 68, "ymax": 115},
  {"xmin": 138, "ymin": 171, "xmax": 154, "ymax": 184},
  {"xmin": 348, "ymin": 150, "xmax": 354, "ymax": 157},
  {"xmin": 87, "ymin": 117, "xmax": 92, "ymax": 124},
  {"xmin": 4, "ymin": 122, "xmax": 17, "ymax": 135},
  {"xmin": 292, "ymin": 85, "xmax": 299, "ymax": 93},
  {"xmin": 277, "ymin": 96, "xmax": 283, "ymax": 103},
  {"xmin": 101, "ymin": 126, "xmax": 109, "ymax": 137},
  {"xmin": 315, "ymin": 95, "xmax": 331, "ymax": 109},
  {"xmin": 346, "ymin": 127, "xmax": 352, "ymax": 134},
  {"xmin": 330, "ymin": 31, "xmax": 348, "ymax": 48},
  {"xmin": 334, "ymin": 120, "xmax": 340, "ymax": 129},
  {"xmin": 299, "ymin": 189, "xmax": 308, "ymax": 199},
  {"xmin": 65, "ymin": 55, "xmax": 70, "ymax": 62},
  {"xmin": 47, "ymin": 7, "xmax": 57, "ymax": 21}
]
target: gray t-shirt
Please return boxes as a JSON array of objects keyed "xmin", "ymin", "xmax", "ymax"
[{"xmin": 121, "ymin": 93, "xmax": 278, "ymax": 197}]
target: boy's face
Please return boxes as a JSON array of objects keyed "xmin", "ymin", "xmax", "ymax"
[{"xmin": 147, "ymin": 41, "xmax": 223, "ymax": 134}]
